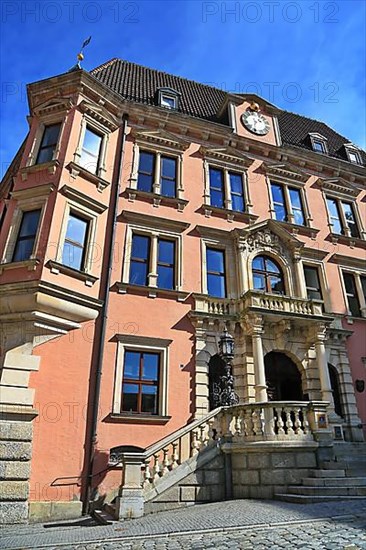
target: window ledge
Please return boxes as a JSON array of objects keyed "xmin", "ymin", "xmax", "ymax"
[
  {"xmin": 276, "ymin": 221, "xmax": 319, "ymax": 239},
  {"xmin": 46, "ymin": 260, "xmax": 98, "ymax": 287},
  {"xmin": 345, "ymin": 314, "xmax": 366, "ymax": 324},
  {"xmin": 20, "ymin": 160, "xmax": 59, "ymax": 181},
  {"xmin": 327, "ymin": 233, "xmax": 366, "ymax": 249},
  {"xmin": 0, "ymin": 258, "xmax": 40, "ymax": 275},
  {"xmin": 66, "ymin": 161, "xmax": 110, "ymax": 192},
  {"xmin": 116, "ymin": 282, "xmax": 189, "ymax": 302},
  {"xmin": 108, "ymin": 413, "xmax": 171, "ymax": 425},
  {"xmin": 125, "ymin": 187, "xmax": 188, "ymax": 212},
  {"xmin": 201, "ymin": 205, "xmax": 258, "ymax": 224}
]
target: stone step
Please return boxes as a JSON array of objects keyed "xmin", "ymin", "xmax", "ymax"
[
  {"xmin": 275, "ymin": 494, "xmax": 366, "ymax": 504},
  {"xmin": 345, "ymin": 468, "xmax": 366, "ymax": 477},
  {"xmin": 92, "ymin": 509, "xmax": 114, "ymax": 525},
  {"xmin": 302, "ymin": 476, "xmax": 366, "ymax": 487},
  {"xmin": 287, "ymin": 485, "xmax": 366, "ymax": 497},
  {"xmin": 320, "ymin": 461, "xmax": 346, "ymax": 470},
  {"xmin": 309, "ymin": 469, "xmax": 346, "ymax": 478}
]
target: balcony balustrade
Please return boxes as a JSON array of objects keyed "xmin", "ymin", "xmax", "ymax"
[{"xmin": 192, "ymin": 290, "xmax": 324, "ymax": 319}]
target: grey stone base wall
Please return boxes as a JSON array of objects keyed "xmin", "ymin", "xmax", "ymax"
[
  {"xmin": 29, "ymin": 501, "xmax": 82, "ymax": 523},
  {"xmin": 0, "ymin": 418, "xmax": 33, "ymax": 524},
  {"xmin": 145, "ymin": 452, "xmax": 225, "ymax": 514},
  {"xmin": 231, "ymin": 446, "xmax": 317, "ymax": 499}
]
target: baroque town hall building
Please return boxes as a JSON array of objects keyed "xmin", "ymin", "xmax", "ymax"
[{"xmin": 0, "ymin": 59, "xmax": 365, "ymax": 524}]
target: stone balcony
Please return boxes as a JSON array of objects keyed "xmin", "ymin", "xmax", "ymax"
[{"xmin": 191, "ymin": 290, "xmax": 326, "ymax": 322}]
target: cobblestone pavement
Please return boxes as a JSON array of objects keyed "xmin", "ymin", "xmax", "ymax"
[{"xmin": 1, "ymin": 499, "xmax": 366, "ymax": 550}]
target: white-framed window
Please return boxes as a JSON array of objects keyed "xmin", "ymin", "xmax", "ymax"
[
  {"xmin": 113, "ymin": 335, "xmax": 172, "ymax": 418},
  {"xmin": 35, "ymin": 123, "xmax": 62, "ymax": 165},
  {"xmin": 308, "ymin": 133, "xmax": 328, "ymax": 154},
  {"xmin": 1, "ymin": 184, "xmax": 52, "ymax": 268},
  {"xmin": 341, "ymin": 271, "xmax": 366, "ymax": 318},
  {"xmin": 208, "ymin": 166, "xmax": 246, "ymax": 212},
  {"xmin": 73, "ymin": 115, "xmax": 109, "ymax": 181},
  {"xmin": 137, "ymin": 150, "xmax": 178, "ymax": 198},
  {"xmin": 344, "ymin": 144, "xmax": 362, "ymax": 165},
  {"xmin": 121, "ymin": 213, "xmax": 187, "ymax": 294},
  {"xmin": 157, "ymin": 87, "xmax": 180, "ymax": 110},
  {"xmin": 270, "ymin": 181, "xmax": 308, "ymax": 226},
  {"xmin": 56, "ymin": 196, "xmax": 99, "ymax": 276},
  {"xmin": 200, "ymin": 236, "xmax": 235, "ymax": 298},
  {"xmin": 325, "ymin": 196, "xmax": 361, "ymax": 238}
]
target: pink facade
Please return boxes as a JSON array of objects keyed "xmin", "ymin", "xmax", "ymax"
[{"xmin": 0, "ymin": 60, "xmax": 365, "ymax": 523}]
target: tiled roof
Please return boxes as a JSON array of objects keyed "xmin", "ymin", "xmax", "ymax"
[
  {"xmin": 91, "ymin": 59, "xmax": 365, "ymax": 166},
  {"xmin": 91, "ymin": 58, "xmax": 228, "ymax": 124}
]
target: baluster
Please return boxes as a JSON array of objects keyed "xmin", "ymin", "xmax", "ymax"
[
  {"xmin": 243, "ymin": 408, "xmax": 252, "ymax": 436},
  {"xmin": 294, "ymin": 408, "xmax": 302, "ymax": 435},
  {"xmin": 276, "ymin": 407, "xmax": 285, "ymax": 435},
  {"xmin": 302, "ymin": 408, "xmax": 310, "ymax": 434},
  {"xmin": 207, "ymin": 418, "xmax": 216, "ymax": 442},
  {"xmin": 234, "ymin": 410, "xmax": 242, "ymax": 436},
  {"xmin": 199, "ymin": 423, "xmax": 207, "ymax": 447},
  {"xmin": 153, "ymin": 453, "xmax": 161, "ymax": 481},
  {"xmin": 285, "ymin": 408, "xmax": 294, "ymax": 436},
  {"xmin": 143, "ymin": 457, "xmax": 152, "ymax": 488},
  {"xmin": 191, "ymin": 429, "xmax": 200, "ymax": 456},
  {"xmin": 263, "ymin": 406, "xmax": 275, "ymax": 437},
  {"xmin": 252, "ymin": 408, "xmax": 262, "ymax": 435},
  {"xmin": 171, "ymin": 442, "xmax": 179, "ymax": 469},
  {"xmin": 162, "ymin": 447, "xmax": 170, "ymax": 475}
]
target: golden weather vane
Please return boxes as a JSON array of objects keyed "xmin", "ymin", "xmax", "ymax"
[{"xmin": 69, "ymin": 36, "xmax": 92, "ymax": 72}]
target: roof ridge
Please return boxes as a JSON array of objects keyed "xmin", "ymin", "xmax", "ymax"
[
  {"xmin": 90, "ymin": 58, "xmax": 228, "ymax": 96},
  {"xmin": 90, "ymin": 58, "xmax": 119, "ymax": 74}
]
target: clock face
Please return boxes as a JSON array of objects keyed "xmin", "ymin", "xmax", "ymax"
[{"xmin": 241, "ymin": 110, "xmax": 270, "ymax": 135}]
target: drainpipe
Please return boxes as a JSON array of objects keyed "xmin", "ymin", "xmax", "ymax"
[{"xmin": 83, "ymin": 113, "xmax": 128, "ymax": 514}]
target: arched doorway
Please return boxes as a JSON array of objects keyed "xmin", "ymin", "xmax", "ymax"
[
  {"xmin": 328, "ymin": 364, "xmax": 343, "ymax": 417},
  {"xmin": 264, "ymin": 351, "xmax": 303, "ymax": 401},
  {"xmin": 208, "ymin": 354, "xmax": 225, "ymax": 410}
]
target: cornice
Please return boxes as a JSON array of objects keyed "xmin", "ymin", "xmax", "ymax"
[
  {"xmin": 60, "ymin": 185, "xmax": 108, "ymax": 214},
  {"xmin": 11, "ymin": 183, "xmax": 55, "ymax": 200},
  {"xmin": 302, "ymin": 247, "xmax": 329, "ymax": 261},
  {"xmin": 120, "ymin": 210, "xmax": 190, "ymax": 232},
  {"xmin": 329, "ymin": 253, "xmax": 366, "ymax": 271},
  {"xmin": 199, "ymin": 145, "xmax": 253, "ymax": 168},
  {"xmin": 130, "ymin": 128, "xmax": 191, "ymax": 151}
]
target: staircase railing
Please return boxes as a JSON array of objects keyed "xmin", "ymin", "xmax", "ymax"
[
  {"xmin": 115, "ymin": 401, "xmax": 329, "ymax": 519},
  {"xmin": 141, "ymin": 407, "xmax": 222, "ymax": 490}
]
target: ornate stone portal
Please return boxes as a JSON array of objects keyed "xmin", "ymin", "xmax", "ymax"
[{"xmin": 190, "ymin": 221, "xmax": 363, "ymax": 442}]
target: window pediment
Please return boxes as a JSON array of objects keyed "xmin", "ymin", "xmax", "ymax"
[
  {"xmin": 200, "ymin": 146, "xmax": 252, "ymax": 169},
  {"xmin": 262, "ymin": 162, "xmax": 309, "ymax": 184},
  {"xmin": 131, "ymin": 128, "xmax": 190, "ymax": 152},
  {"xmin": 235, "ymin": 220, "xmax": 303, "ymax": 257},
  {"xmin": 79, "ymin": 100, "xmax": 120, "ymax": 131},
  {"xmin": 33, "ymin": 98, "xmax": 74, "ymax": 118},
  {"xmin": 317, "ymin": 177, "xmax": 361, "ymax": 198}
]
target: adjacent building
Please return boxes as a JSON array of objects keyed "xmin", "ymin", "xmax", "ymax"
[{"xmin": 0, "ymin": 58, "xmax": 365, "ymax": 524}]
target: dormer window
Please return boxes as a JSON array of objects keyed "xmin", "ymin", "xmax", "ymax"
[
  {"xmin": 157, "ymin": 88, "xmax": 180, "ymax": 110},
  {"xmin": 308, "ymin": 133, "xmax": 328, "ymax": 154},
  {"xmin": 344, "ymin": 144, "xmax": 362, "ymax": 165}
]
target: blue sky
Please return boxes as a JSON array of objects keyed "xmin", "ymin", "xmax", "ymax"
[{"xmin": 1, "ymin": 0, "xmax": 365, "ymax": 179}]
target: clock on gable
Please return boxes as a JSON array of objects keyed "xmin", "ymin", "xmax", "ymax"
[{"xmin": 241, "ymin": 102, "xmax": 270, "ymax": 136}]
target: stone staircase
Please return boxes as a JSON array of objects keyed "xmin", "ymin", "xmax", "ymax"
[{"xmin": 275, "ymin": 442, "xmax": 366, "ymax": 503}]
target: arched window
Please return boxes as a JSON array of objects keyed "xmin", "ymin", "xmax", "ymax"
[{"xmin": 252, "ymin": 255, "xmax": 285, "ymax": 294}]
